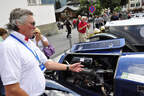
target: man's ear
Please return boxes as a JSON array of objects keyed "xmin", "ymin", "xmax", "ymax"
[
  {"xmin": 16, "ymin": 21, "xmax": 20, "ymax": 26},
  {"xmin": 15, "ymin": 21, "xmax": 21, "ymax": 28}
]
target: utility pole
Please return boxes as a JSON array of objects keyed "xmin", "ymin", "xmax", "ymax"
[
  {"xmin": 68, "ymin": 34, "xmax": 72, "ymax": 49},
  {"xmin": 128, "ymin": 0, "xmax": 130, "ymax": 11}
]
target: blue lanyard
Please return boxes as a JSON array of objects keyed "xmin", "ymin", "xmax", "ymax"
[{"xmin": 10, "ymin": 34, "xmax": 45, "ymax": 71}]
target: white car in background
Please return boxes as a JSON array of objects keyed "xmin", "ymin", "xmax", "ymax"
[
  {"xmin": 131, "ymin": 13, "xmax": 144, "ymax": 18},
  {"xmin": 88, "ymin": 17, "xmax": 144, "ymax": 52}
]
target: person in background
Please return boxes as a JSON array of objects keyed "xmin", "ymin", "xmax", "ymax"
[
  {"xmin": 32, "ymin": 27, "xmax": 50, "ymax": 58},
  {"xmin": 95, "ymin": 15, "xmax": 100, "ymax": 29},
  {"xmin": 84, "ymin": 16, "xmax": 90, "ymax": 39},
  {"xmin": 0, "ymin": 8, "xmax": 84, "ymax": 96},
  {"xmin": 64, "ymin": 17, "xmax": 72, "ymax": 38},
  {"xmin": 0, "ymin": 28, "xmax": 8, "ymax": 42},
  {"xmin": 103, "ymin": 13, "xmax": 109, "ymax": 25},
  {"xmin": 119, "ymin": 12, "xmax": 123, "ymax": 20},
  {"xmin": 72, "ymin": 19, "xmax": 77, "ymax": 28},
  {"xmin": 0, "ymin": 28, "xmax": 8, "ymax": 96},
  {"xmin": 76, "ymin": 15, "xmax": 81, "ymax": 31},
  {"xmin": 98, "ymin": 15, "xmax": 104, "ymax": 28},
  {"xmin": 32, "ymin": 28, "xmax": 48, "ymax": 50},
  {"xmin": 78, "ymin": 16, "xmax": 89, "ymax": 43},
  {"xmin": 127, "ymin": 13, "xmax": 131, "ymax": 19},
  {"xmin": 110, "ymin": 12, "xmax": 119, "ymax": 21}
]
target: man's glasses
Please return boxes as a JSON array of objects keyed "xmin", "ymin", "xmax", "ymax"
[{"xmin": 30, "ymin": 22, "xmax": 36, "ymax": 26}]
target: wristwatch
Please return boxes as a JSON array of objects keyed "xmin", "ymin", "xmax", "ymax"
[{"xmin": 66, "ymin": 65, "xmax": 69, "ymax": 71}]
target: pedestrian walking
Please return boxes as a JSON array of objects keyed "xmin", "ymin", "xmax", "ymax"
[
  {"xmin": 64, "ymin": 17, "xmax": 72, "ymax": 38},
  {"xmin": 0, "ymin": 8, "xmax": 84, "ymax": 96}
]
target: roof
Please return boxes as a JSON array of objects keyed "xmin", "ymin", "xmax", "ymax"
[
  {"xmin": 105, "ymin": 18, "xmax": 144, "ymax": 27},
  {"xmin": 55, "ymin": 5, "xmax": 79, "ymax": 13}
]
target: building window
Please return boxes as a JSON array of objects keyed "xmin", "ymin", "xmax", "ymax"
[
  {"xmin": 27, "ymin": 0, "xmax": 55, "ymax": 6},
  {"xmin": 130, "ymin": 0, "xmax": 135, "ymax": 2},
  {"xmin": 41, "ymin": 0, "xmax": 54, "ymax": 5},
  {"xmin": 136, "ymin": 2, "xmax": 140, "ymax": 7},
  {"xmin": 130, "ymin": 3, "xmax": 135, "ymax": 7},
  {"xmin": 27, "ymin": 0, "xmax": 37, "ymax": 5}
]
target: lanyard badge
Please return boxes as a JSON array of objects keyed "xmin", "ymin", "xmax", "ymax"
[{"xmin": 10, "ymin": 34, "xmax": 46, "ymax": 71}]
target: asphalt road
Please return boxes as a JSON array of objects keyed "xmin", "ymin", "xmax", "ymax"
[{"xmin": 47, "ymin": 27, "xmax": 79, "ymax": 59}]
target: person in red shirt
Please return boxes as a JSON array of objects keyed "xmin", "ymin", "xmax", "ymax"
[
  {"xmin": 72, "ymin": 19, "xmax": 77, "ymax": 28},
  {"xmin": 78, "ymin": 16, "xmax": 89, "ymax": 42}
]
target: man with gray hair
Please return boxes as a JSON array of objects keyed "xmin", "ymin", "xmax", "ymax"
[
  {"xmin": 0, "ymin": 8, "xmax": 83, "ymax": 96},
  {"xmin": 78, "ymin": 16, "xmax": 89, "ymax": 42}
]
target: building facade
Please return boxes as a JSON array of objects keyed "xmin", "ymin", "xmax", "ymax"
[
  {"xmin": 126, "ymin": 0, "xmax": 144, "ymax": 11},
  {"xmin": 0, "ymin": 0, "xmax": 58, "ymax": 35}
]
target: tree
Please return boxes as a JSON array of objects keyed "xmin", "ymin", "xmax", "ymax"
[
  {"xmin": 77, "ymin": 0, "xmax": 89, "ymax": 16},
  {"xmin": 120, "ymin": 0, "xmax": 128, "ymax": 6},
  {"xmin": 92, "ymin": 0, "xmax": 102, "ymax": 15},
  {"xmin": 100, "ymin": 0, "xmax": 128, "ymax": 12},
  {"xmin": 114, "ymin": 6, "xmax": 122, "ymax": 12},
  {"xmin": 78, "ymin": 0, "xmax": 102, "ymax": 16},
  {"xmin": 78, "ymin": 0, "xmax": 128, "ymax": 16}
]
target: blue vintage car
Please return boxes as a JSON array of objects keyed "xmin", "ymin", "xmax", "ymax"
[
  {"xmin": 55, "ymin": 18, "xmax": 144, "ymax": 96},
  {"xmin": 46, "ymin": 18, "xmax": 144, "ymax": 96},
  {"xmin": 56, "ymin": 37, "xmax": 144, "ymax": 96}
]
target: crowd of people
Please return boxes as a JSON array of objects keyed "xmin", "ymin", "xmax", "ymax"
[{"xmin": 70, "ymin": 11, "xmax": 133, "ymax": 43}]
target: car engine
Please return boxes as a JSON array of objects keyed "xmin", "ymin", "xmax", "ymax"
[{"xmin": 58, "ymin": 53, "xmax": 119, "ymax": 96}]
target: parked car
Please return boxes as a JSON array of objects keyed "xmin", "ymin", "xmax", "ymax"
[
  {"xmin": 88, "ymin": 18, "xmax": 144, "ymax": 52},
  {"xmin": 131, "ymin": 13, "xmax": 144, "ymax": 18}
]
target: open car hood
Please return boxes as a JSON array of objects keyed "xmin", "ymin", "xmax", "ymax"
[{"xmin": 70, "ymin": 38, "xmax": 125, "ymax": 55}]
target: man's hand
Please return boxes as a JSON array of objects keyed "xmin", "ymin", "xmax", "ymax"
[{"xmin": 69, "ymin": 62, "xmax": 84, "ymax": 72}]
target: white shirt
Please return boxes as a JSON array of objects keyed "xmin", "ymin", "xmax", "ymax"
[
  {"xmin": 0, "ymin": 31, "xmax": 48, "ymax": 96},
  {"xmin": 32, "ymin": 36, "xmax": 48, "ymax": 51}
]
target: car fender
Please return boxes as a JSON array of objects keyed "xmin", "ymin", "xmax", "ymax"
[{"xmin": 88, "ymin": 33, "xmax": 118, "ymax": 41}]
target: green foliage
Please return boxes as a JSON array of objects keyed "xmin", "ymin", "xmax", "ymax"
[
  {"xmin": 78, "ymin": 0, "xmax": 90, "ymax": 16},
  {"xmin": 93, "ymin": 0, "xmax": 102, "ymax": 15},
  {"xmin": 120, "ymin": 0, "xmax": 128, "ymax": 6},
  {"xmin": 78, "ymin": 0, "xmax": 102, "ymax": 16},
  {"xmin": 114, "ymin": 6, "xmax": 122, "ymax": 12},
  {"xmin": 78, "ymin": 0, "xmax": 128, "ymax": 16},
  {"xmin": 100, "ymin": 0, "xmax": 128, "ymax": 12}
]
